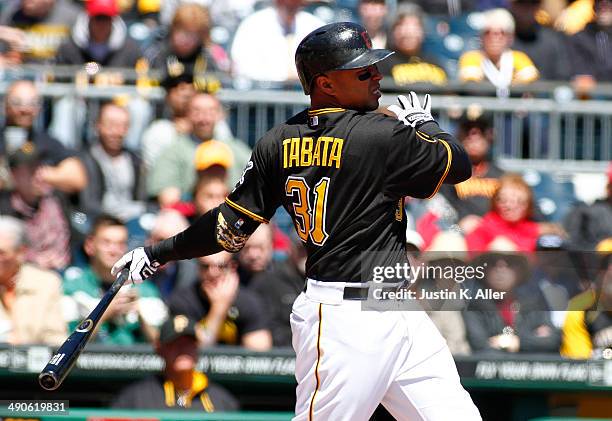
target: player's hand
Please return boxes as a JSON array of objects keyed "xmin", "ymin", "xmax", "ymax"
[
  {"xmin": 111, "ymin": 247, "xmax": 160, "ymax": 284},
  {"xmin": 387, "ymin": 91, "xmax": 434, "ymax": 128}
]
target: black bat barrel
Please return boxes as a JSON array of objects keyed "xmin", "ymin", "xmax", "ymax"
[{"xmin": 38, "ymin": 268, "xmax": 130, "ymax": 390}]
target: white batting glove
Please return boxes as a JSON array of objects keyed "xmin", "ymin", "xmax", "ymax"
[
  {"xmin": 111, "ymin": 247, "xmax": 160, "ymax": 284},
  {"xmin": 387, "ymin": 91, "xmax": 434, "ymax": 128}
]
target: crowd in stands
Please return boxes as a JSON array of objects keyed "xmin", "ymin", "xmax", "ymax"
[
  {"xmin": 0, "ymin": 0, "xmax": 610, "ymax": 412},
  {"xmin": 0, "ymin": 0, "xmax": 610, "ymax": 91}
]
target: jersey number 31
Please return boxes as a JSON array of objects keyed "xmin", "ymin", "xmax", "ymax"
[{"xmin": 285, "ymin": 176, "xmax": 330, "ymax": 246}]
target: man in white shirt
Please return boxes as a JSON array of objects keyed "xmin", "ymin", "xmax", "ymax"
[{"xmin": 230, "ymin": 0, "xmax": 324, "ymax": 83}]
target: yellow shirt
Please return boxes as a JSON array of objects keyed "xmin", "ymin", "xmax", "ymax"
[{"xmin": 458, "ymin": 50, "xmax": 539, "ymax": 84}]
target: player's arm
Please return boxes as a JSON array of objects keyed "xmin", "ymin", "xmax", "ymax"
[
  {"xmin": 386, "ymin": 92, "xmax": 471, "ymax": 198},
  {"xmin": 112, "ymin": 139, "xmax": 280, "ymax": 284},
  {"xmin": 149, "ymin": 203, "xmax": 260, "ymax": 262}
]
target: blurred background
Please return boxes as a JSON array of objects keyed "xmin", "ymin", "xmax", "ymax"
[{"xmin": 0, "ymin": 0, "xmax": 611, "ymax": 420}]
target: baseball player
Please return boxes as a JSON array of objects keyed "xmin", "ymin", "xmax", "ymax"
[{"xmin": 113, "ymin": 22, "xmax": 481, "ymax": 420}]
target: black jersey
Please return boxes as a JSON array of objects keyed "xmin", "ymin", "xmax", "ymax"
[{"xmin": 224, "ymin": 108, "xmax": 470, "ymax": 283}]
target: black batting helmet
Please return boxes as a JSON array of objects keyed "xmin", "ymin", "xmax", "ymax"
[{"xmin": 295, "ymin": 22, "xmax": 394, "ymax": 95}]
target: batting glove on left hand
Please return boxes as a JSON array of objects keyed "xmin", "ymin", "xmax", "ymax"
[
  {"xmin": 111, "ymin": 247, "xmax": 160, "ymax": 285},
  {"xmin": 387, "ymin": 91, "xmax": 434, "ymax": 128}
]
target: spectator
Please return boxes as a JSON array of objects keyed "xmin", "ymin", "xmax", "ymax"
[
  {"xmin": 554, "ymin": 0, "xmax": 595, "ymax": 35},
  {"xmin": 193, "ymin": 140, "xmax": 234, "ymax": 182},
  {"xmin": 414, "ymin": 0, "xmax": 481, "ymax": 16},
  {"xmin": 147, "ymin": 4, "xmax": 230, "ymax": 77},
  {"xmin": 79, "ymin": 102, "xmax": 147, "ymax": 222},
  {"xmin": 458, "ymin": 8, "xmax": 539, "ymax": 96},
  {"xmin": 417, "ymin": 114, "xmax": 503, "ymax": 249},
  {"xmin": 230, "ymin": 0, "xmax": 324, "ymax": 83},
  {"xmin": 147, "ymin": 93, "xmax": 251, "ymax": 206},
  {"xmin": 510, "ymin": 0, "xmax": 572, "ymax": 81},
  {"xmin": 193, "ymin": 173, "xmax": 229, "ymax": 218},
  {"xmin": 141, "ymin": 70, "xmax": 196, "ymax": 170},
  {"xmin": 0, "ymin": 215, "xmax": 66, "ymax": 345},
  {"xmin": 358, "ymin": 0, "xmax": 388, "ymax": 49},
  {"xmin": 561, "ymin": 242, "xmax": 611, "ymax": 358},
  {"xmin": 112, "ymin": 314, "xmax": 239, "ymax": 411},
  {"xmin": 466, "ymin": 174, "xmax": 562, "ymax": 253},
  {"xmin": 147, "ymin": 209, "xmax": 197, "ymax": 302},
  {"xmin": 0, "ymin": 25, "xmax": 25, "ymax": 68},
  {"xmin": 63, "ymin": 215, "xmax": 167, "ymax": 345},
  {"xmin": 0, "ymin": 143, "xmax": 71, "ymax": 272},
  {"xmin": 238, "ymin": 224, "xmax": 274, "ymax": 287},
  {"xmin": 0, "ymin": 0, "xmax": 79, "ymax": 63},
  {"xmin": 168, "ymin": 251, "xmax": 272, "ymax": 350},
  {"xmin": 568, "ymin": 0, "xmax": 612, "ymax": 96},
  {"xmin": 56, "ymin": 0, "xmax": 142, "ymax": 67},
  {"xmin": 441, "ymin": 114, "xmax": 503, "ymax": 233},
  {"xmin": 250, "ymin": 233, "xmax": 306, "ymax": 347},
  {"xmin": 464, "ymin": 251, "xmax": 561, "ymax": 353},
  {"xmin": 416, "ymin": 233, "xmax": 472, "ymax": 355},
  {"xmin": 160, "ymin": 0, "xmax": 258, "ymax": 36},
  {"xmin": 529, "ymin": 235, "xmax": 582, "ymax": 328},
  {"xmin": 378, "ymin": 4, "xmax": 448, "ymax": 86},
  {"xmin": 0, "ymin": 80, "xmax": 87, "ymax": 193},
  {"xmin": 563, "ymin": 163, "xmax": 612, "ymax": 250}
]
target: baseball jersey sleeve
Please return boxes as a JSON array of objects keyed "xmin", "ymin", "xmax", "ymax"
[
  {"xmin": 384, "ymin": 121, "xmax": 471, "ymax": 199},
  {"xmin": 225, "ymin": 137, "xmax": 282, "ymax": 224}
]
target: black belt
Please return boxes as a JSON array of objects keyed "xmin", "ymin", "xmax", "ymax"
[{"xmin": 303, "ymin": 283, "xmax": 402, "ymax": 301}]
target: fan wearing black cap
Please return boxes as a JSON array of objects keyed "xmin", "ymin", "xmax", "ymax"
[
  {"xmin": 114, "ymin": 22, "xmax": 480, "ymax": 419},
  {"xmin": 112, "ymin": 314, "xmax": 238, "ymax": 411}
]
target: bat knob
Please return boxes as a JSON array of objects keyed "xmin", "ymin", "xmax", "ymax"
[{"xmin": 39, "ymin": 371, "xmax": 59, "ymax": 391}]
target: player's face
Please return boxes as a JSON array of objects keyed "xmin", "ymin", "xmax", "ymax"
[{"xmin": 326, "ymin": 65, "xmax": 383, "ymax": 111}]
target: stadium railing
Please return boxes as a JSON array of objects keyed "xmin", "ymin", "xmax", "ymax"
[{"xmin": 0, "ymin": 77, "xmax": 610, "ymax": 174}]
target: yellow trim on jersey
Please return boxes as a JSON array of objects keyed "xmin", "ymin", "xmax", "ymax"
[
  {"xmin": 427, "ymin": 139, "xmax": 453, "ymax": 199},
  {"xmin": 308, "ymin": 108, "xmax": 346, "ymax": 116},
  {"xmin": 225, "ymin": 198, "xmax": 269, "ymax": 224},
  {"xmin": 309, "ymin": 304, "xmax": 323, "ymax": 420},
  {"xmin": 416, "ymin": 130, "xmax": 437, "ymax": 143}
]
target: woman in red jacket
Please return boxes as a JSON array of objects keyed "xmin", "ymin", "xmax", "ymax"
[{"xmin": 467, "ymin": 173, "xmax": 540, "ymax": 253}]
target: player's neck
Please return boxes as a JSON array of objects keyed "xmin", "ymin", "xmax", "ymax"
[{"xmin": 310, "ymin": 95, "xmax": 343, "ymax": 111}]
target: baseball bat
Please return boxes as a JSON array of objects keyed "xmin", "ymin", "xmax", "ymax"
[{"xmin": 38, "ymin": 267, "xmax": 130, "ymax": 391}]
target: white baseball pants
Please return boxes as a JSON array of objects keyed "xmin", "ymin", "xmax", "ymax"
[{"xmin": 290, "ymin": 279, "xmax": 482, "ymax": 421}]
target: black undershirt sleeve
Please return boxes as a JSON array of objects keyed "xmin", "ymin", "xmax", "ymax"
[{"xmin": 145, "ymin": 203, "xmax": 261, "ymax": 264}]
